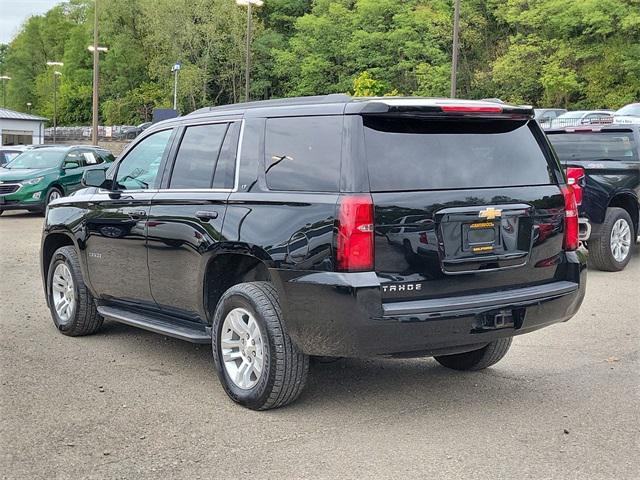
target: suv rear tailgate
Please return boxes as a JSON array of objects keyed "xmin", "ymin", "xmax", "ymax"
[{"xmin": 363, "ymin": 115, "xmax": 568, "ymax": 302}]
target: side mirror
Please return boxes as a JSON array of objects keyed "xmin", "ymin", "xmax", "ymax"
[
  {"xmin": 82, "ymin": 169, "xmax": 109, "ymax": 188},
  {"xmin": 63, "ymin": 162, "xmax": 80, "ymax": 170}
]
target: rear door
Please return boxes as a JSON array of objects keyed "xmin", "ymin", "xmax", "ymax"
[
  {"xmin": 147, "ymin": 120, "xmax": 240, "ymax": 321},
  {"xmin": 362, "ymin": 115, "xmax": 567, "ymax": 302}
]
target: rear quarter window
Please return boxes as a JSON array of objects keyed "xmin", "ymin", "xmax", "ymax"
[
  {"xmin": 264, "ymin": 116, "xmax": 342, "ymax": 192},
  {"xmin": 364, "ymin": 117, "xmax": 554, "ymax": 191}
]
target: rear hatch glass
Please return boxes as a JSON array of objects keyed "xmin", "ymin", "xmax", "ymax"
[
  {"xmin": 547, "ymin": 131, "xmax": 638, "ymax": 162},
  {"xmin": 364, "ymin": 117, "xmax": 554, "ymax": 191}
]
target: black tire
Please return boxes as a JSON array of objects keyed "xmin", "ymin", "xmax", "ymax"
[
  {"xmin": 589, "ymin": 207, "xmax": 634, "ymax": 272},
  {"xmin": 212, "ymin": 282, "xmax": 309, "ymax": 410},
  {"xmin": 47, "ymin": 246, "xmax": 103, "ymax": 336},
  {"xmin": 0, "ymin": 210, "xmax": 3, "ymax": 216},
  {"xmin": 434, "ymin": 338, "xmax": 512, "ymax": 371}
]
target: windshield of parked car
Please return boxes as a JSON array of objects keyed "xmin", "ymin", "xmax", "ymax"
[
  {"xmin": 4, "ymin": 149, "xmax": 64, "ymax": 169},
  {"xmin": 548, "ymin": 132, "xmax": 638, "ymax": 162},
  {"xmin": 616, "ymin": 104, "xmax": 640, "ymax": 116}
]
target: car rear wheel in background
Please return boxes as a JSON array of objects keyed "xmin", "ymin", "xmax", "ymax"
[
  {"xmin": 434, "ymin": 338, "xmax": 512, "ymax": 371},
  {"xmin": 47, "ymin": 246, "xmax": 103, "ymax": 336},
  {"xmin": 589, "ymin": 207, "xmax": 633, "ymax": 271},
  {"xmin": 212, "ymin": 282, "xmax": 309, "ymax": 410}
]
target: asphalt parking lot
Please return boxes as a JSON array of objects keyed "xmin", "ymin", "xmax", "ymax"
[{"xmin": 1, "ymin": 211, "xmax": 638, "ymax": 480}]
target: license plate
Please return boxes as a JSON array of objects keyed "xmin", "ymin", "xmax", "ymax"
[{"xmin": 463, "ymin": 221, "xmax": 499, "ymax": 253}]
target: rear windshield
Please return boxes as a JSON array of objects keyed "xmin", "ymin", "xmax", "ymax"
[
  {"xmin": 364, "ymin": 117, "xmax": 553, "ymax": 191},
  {"xmin": 547, "ymin": 132, "xmax": 638, "ymax": 162}
]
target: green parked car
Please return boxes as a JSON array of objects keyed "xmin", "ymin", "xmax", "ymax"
[{"xmin": 0, "ymin": 145, "xmax": 115, "ymax": 215}]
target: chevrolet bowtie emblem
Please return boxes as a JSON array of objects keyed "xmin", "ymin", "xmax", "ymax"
[{"xmin": 479, "ymin": 207, "xmax": 502, "ymax": 220}]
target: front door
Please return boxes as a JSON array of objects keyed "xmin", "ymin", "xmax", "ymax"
[
  {"xmin": 147, "ymin": 121, "xmax": 240, "ymax": 320},
  {"xmin": 85, "ymin": 128, "xmax": 175, "ymax": 305},
  {"xmin": 59, "ymin": 150, "xmax": 85, "ymax": 194}
]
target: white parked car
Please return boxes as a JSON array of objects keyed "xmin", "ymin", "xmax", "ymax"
[
  {"xmin": 613, "ymin": 103, "xmax": 640, "ymax": 124},
  {"xmin": 549, "ymin": 110, "xmax": 613, "ymax": 128}
]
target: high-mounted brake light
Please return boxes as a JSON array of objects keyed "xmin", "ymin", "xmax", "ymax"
[
  {"xmin": 336, "ymin": 195, "xmax": 374, "ymax": 272},
  {"xmin": 561, "ymin": 186, "xmax": 579, "ymax": 251},
  {"xmin": 566, "ymin": 167, "xmax": 585, "ymax": 206},
  {"xmin": 440, "ymin": 105, "xmax": 503, "ymax": 113}
]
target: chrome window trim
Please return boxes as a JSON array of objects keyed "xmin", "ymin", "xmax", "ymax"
[{"xmin": 232, "ymin": 119, "xmax": 245, "ymax": 192}]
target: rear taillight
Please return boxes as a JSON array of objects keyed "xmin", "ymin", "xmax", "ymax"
[
  {"xmin": 336, "ymin": 195, "xmax": 374, "ymax": 272},
  {"xmin": 419, "ymin": 232, "xmax": 429, "ymax": 244},
  {"xmin": 562, "ymin": 186, "xmax": 579, "ymax": 251},
  {"xmin": 566, "ymin": 167, "xmax": 585, "ymax": 206}
]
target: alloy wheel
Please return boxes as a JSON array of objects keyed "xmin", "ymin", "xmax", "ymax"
[
  {"xmin": 610, "ymin": 218, "xmax": 631, "ymax": 262},
  {"xmin": 48, "ymin": 190, "xmax": 61, "ymax": 203},
  {"xmin": 220, "ymin": 307, "xmax": 265, "ymax": 390},
  {"xmin": 51, "ymin": 263, "xmax": 76, "ymax": 324}
]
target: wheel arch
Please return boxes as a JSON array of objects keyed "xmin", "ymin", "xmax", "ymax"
[
  {"xmin": 608, "ymin": 192, "xmax": 639, "ymax": 236},
  {"xmin": 41, "ymin": 231, "xmax": 77, "ymax": 305},
  {"xmin": 203, "ymin": 250, "xmax": 273, "ymax": 324}
]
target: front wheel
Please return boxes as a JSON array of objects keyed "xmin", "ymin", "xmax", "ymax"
[
  {"xmin": 434, "ymin": 338, "xmax": 512, "ymax": 371},
  {"xmin": 47, "ymin": 246, "xmax": 103, "ymax": 336},
  {"xmin": 212, "ymin": 282, "xmax": 309, "ymax": 410},
  {"xmin": 589, "ymin": 207, "xmax": 633, "ymax": 271}
]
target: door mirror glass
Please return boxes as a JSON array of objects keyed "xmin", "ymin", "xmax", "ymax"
[{"xmin": 82, "ymin": 169, "xmax": 107, "ymax": 188}]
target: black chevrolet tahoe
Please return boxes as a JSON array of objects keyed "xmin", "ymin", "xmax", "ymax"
[
  {"xmin": 546, "ymin": 125, "xmax": 640, "ymax": 271},
  {"xmin": 40, "ymin": 95, "xmax": 586, "ymax": 410}
]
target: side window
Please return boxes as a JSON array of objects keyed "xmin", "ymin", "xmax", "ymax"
[
  {"xmin": 264, "ymin": 116, "xmax": 343, "ymax": 192},
  {"xmin": 81, "ymin": 151, "xmax": 102, "ymax": 166},
  {"xmin": 212, "ymin": 121, "xmax": 240, "ymax": 189},
  {"xmin": 169, "ymin": 123, "xmax": 228, "ymax": 189},
  {"xmin": 115, "ymin": 129, "xmax": 173, "ymax": 190},
  {"xmin": 63, "ymin": 150, "xmax": 84, "ymax": 168}
]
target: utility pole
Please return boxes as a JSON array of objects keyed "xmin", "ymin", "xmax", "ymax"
[
  {"xmin": 91, "ymin": 0, "xmax": 99, "ymax": 145},
  {"xmin": 450, "ymin": 0, "xmax": 461, "ymax": 98},
  {"xmin": 0, "ymin": 76, "xmax": 10, "ymax": 108},
  {"xmin": 236, "ymin": 0, "xmax": 263, "ymax": 102}
]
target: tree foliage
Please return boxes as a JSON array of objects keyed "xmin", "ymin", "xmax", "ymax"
[{"xmin": 0, "ymin": 0, "xmax": 637, "ymax": 126}]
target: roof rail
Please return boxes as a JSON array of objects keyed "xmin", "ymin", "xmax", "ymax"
[{"xmin": 187, "ymin": 94, "xmax": 352, "ymax": 115}]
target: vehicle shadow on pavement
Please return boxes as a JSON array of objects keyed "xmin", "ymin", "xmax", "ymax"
[{"xmin": 95, "ymin": 320, "xmax": 550, "ymax": 414}]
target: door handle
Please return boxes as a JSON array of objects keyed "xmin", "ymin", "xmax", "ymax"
[
  {"xmin": 128, "ymin": 210, "xmax": 147, "ymax": 220},
  {"xmin": 195, "ymin": 210, "xmax": 218, "ymax": 221}
]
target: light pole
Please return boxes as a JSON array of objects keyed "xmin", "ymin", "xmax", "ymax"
[
  {"xmin": 236, "ymin": 0, "xmax": 263, "ymax": 102},
  {"xmin": 171, "ymin": 62, "xmax": 181, "ymax": 111},
  {"xmin": 450, "ymin": 0, "xmax": 461, "ymax": 98},
  {"xmin": 53, "ymin": 71, "xmax": 62, "ymax": 143},
  {"xmin": 26, "ymin": 102, "xmax": 32, "ymax": 113},
  {"xmin": 88, "ymin": 45, "xmax": 108, "ymax": 145},
  {"xmin": 46, "ymin": 62, "xmax": 64, "ymax": 144},
  {"xmin": 0, "ymin": 76, "xmax": 10, "ymax": 108}
]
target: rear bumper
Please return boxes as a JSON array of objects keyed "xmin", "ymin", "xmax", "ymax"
[{"xmin": 273, "ymin": 251, "xmax": 586, "ymax": 358}]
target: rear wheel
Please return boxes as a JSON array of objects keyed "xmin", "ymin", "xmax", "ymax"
[
  {"xmin": 589, "ymin": 207, "xmax": 633, "ymax": 271},
  {"xmin": 212, "ymin": 282, "xmax": 309, "ymax": 410},
  {"xmin": 434, "ymin": 338, "xmax": 512, "ymax": 371}
]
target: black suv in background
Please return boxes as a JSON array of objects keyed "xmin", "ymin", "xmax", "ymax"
[
  {"xmin": 547, "ymin": 125, "xmax": 639, "ymax": 271},
  {"xmin": 40, "ymin": 96, "xmax": 586, "ymax": 410}
]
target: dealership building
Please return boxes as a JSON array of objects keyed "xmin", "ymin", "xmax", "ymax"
[{"xmin": 0, "ymin": 108, "xmax": 47, "ymax": 146}]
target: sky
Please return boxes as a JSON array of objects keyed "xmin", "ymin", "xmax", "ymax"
[{"xmin": 0, "ymin": 0, "xmax": 64, "ymax": 44}]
